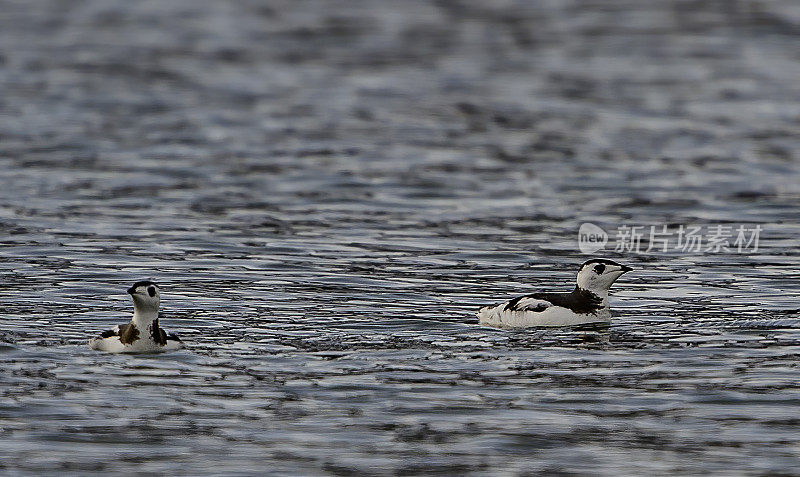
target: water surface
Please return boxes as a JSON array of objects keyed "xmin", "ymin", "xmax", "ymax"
[{"xmin": 1, "ymin": 0, "xmax": 800, "ymax": 475}]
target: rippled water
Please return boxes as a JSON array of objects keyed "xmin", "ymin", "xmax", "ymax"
[{"xmin": 1, "ymin": 0, "xmax": 800, "ymax": 475}]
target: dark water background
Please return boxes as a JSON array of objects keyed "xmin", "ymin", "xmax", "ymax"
[{"xmin": 1, "ymin": 0, "xmax": 800, "ymax": 475}]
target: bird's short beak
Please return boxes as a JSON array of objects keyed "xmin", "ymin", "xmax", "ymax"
[
  {"xmin": 620, "ymin": 265, "xmax": 633, "ymax": 273},
  {"xmin": 127, "ymin": 286, "xmax": 137, "ymax": 295}
]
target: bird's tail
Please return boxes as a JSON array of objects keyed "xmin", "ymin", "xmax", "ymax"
[{"xmin": 476, "ymin": 304, "xmax": 501, "ymax": 326}]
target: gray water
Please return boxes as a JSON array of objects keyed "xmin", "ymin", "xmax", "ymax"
[{"xmin": 1, "ymin": 0, "xmax": 800, "ymax": 475}]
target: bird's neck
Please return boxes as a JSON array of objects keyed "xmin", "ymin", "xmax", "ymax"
[
  {"xmin": 573, "ymin": 285, "xmax": 609, "ymax": 306},
  {"xmin": 132, "ymin": 306, "xmax": 159, "ymax": 329}
]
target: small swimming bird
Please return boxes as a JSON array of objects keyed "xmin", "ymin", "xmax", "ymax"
[
  {"xmin": 88, "ymin": 281, "xmax": 185, "ymax": 353},
  {"xmin": 477, "ymin": 258, "xmax": 633, "ymax": 328}
]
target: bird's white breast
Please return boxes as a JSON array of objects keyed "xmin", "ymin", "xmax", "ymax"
[
  {"xmin": 88, "ymin": 336, "xmax": 184, "ymax": 354},
  {"xmin": 477, "ymin": 303, "xmax": 610, "ymax": 328}
]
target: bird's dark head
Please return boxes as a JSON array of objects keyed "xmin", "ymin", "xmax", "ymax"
[
  {"xmin": 127, "ymin": 280, "xmax": 160, "ymax": 311},
  {"xmin": 576, "ymin": 258, "xmax": 633, "ymax": 292}
]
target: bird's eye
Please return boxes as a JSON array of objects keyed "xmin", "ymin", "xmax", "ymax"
[
  {"xmin": 148, "ymin": 286, "xmax": 156, "ymax": 297},
  {"xmin": 593, "ymin": 264, "xmax": 606, "ymax": 274}
]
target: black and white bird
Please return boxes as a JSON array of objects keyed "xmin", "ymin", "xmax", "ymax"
[
  {"xmin": 88, "ymin": 281, "xmax": 185, "ymax": 353},
  {"xmin": 477, "ymin": 258, "xmax": 633, "ymax": 328}
]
